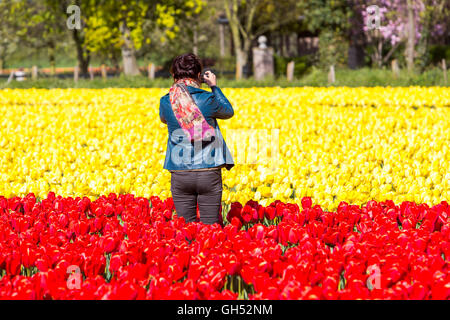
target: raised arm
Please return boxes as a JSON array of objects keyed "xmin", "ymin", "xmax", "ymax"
[
  {"xmin": 203, "ymin": 71, "xmax": 234, "ymax": 120},
  {"xmin": 210, "ymin": 86, "xmax": 234, "ymax": 119}
]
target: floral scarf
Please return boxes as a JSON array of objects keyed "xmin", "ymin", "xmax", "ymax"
[{"xmin": 169, "ymin": 78, "xmax": 215, "ymax": 142}]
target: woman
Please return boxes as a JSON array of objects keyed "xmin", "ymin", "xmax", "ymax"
[{"xmin": 159, "ymin": 53, "xmax": 234, "ymax": 225}]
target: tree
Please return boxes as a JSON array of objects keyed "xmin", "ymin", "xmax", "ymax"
[
  {"xmin": 84, "ymin": 0, "xmax": 204, "ymax": 76},
  {"xmin": 0, "ymin": 0, "xmax": 34, "ymax": 71},
  {"xmin": 357, "ymin": 0, "xmax": 447, "ymax": 69},
  {"xmin": 146, "ymin": 0, "xmax": 205, "ymax": 72},
  {"xmin": 416, "ymin": 0, "xmax": 450, "ymax": 69},
  {"xmin": 298, "ymin": 0, "xmax": 352, "ymax": 69},
  {"xmin": 223, "ymin": 0, "xmax": 300, "ymax": 79},
  {"xmin": 40, "ymin": 0, "xmax": 94, "ymax": 75},
  {"xmin": 83, "ymin": 12, "xmax": 122, "ymax": 69},
  {"xmin": 144, "ymin": 0, "xmax": 217, "ymax": 65},
  {"xmin": 91, "ymin": 0, "xmax": 148, "ymax": 76},
  {"xmin": 405, "ymin": 0, "xmax": 416, "ymax": 71},
  {"xmin": 69, "ymin": 0, "xmax": 93, "ymax": 75},
  {"xmin": 19, "ymin": 1, "xmax": 68, "ymax": 74}
]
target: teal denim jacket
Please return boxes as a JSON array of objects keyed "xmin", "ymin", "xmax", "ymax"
[{"xmin": 159, "ymin": 85, "xmax": 235, "ymax": 171}]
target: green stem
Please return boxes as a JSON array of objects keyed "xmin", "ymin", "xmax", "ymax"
[{"xmin": 238, "ymin": 276, "xmax": 242, "ymax": 298}]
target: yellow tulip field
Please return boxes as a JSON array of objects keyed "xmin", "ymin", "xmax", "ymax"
[{"xmin": 0, "ymin": 87, "xmax": 449, "ymax": 211}]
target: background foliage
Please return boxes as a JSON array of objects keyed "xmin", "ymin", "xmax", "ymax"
[{"xmin": 0, "ymin": 0, "xmax": 449, "ymax": 84}]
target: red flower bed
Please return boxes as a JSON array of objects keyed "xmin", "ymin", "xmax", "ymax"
[{"xmin": 0, "ymin": 192, "xmax": 449, "ymax": 300}]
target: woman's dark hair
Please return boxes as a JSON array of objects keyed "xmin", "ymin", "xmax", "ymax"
[{"xmin": 170, "ymin": 53, "xmax": 203, "ymax": 82}]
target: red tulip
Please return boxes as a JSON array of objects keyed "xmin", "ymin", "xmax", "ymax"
[
  {"xmin": 301, "ymin": 197, "xmax": 312, "ymax": 210},
  {"xmin": 241, "ymin": 205, "xmax": 255, "ymax": 224}
]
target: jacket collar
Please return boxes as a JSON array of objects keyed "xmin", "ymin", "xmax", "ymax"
[{"xmin": 164, "ymin": 85, "xmax": 208, "ymax": 97}]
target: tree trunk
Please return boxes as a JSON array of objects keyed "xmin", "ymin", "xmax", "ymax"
[
  {"xmin": 230, "ymin": 24, "xmax": 242, "ymax": 78},
  {"xmin": 0, "ymin": 43, "xmax": 6, "ymax": 74},
  {"xmin": 374, "ymin": 29, "xmax": 383, "ymax": 68},
  {"xmin": 348, "ymin": 43, "xmax": 365, "ymax": 69},
  {"xmin": 348, "ymin": 5, "xmax": 366, "ymax": 69},
  {"xmin": 406, "ymin": 0, "xmax": 415, "ymax": 72},
  {"xmin": 377, "ymin": 38, "xmax": 382, "ymax": 68},
  {"xmin": 230, "ymin": 27, "xmax": 244, "ymax": 79},
  {"xmin": 230, "ymin": 28, "xmax": 235, "ymax": 56},
  {"xmin": 48, "ymin": 41, "xmax": 56, "ymax": 75},
  {"xmin": 120, "ymin": 21, "xmax": 141, "ymax": 76},
  {"xmin": 279, "ymin": 34, "xmax": 285, "ymax": 56},
  {"xmin": 71, "ymin": 28, "xmax": 90, "ymax": 75},
  {"xmin": 235, "ymin": 36, "xmax": 252, "ymax": 79},
  {"xmin": 242, "ymin": 37, "xmax": 252, "ymax": 77},
  {"xmin": 193, "ymin": 26, "xmax": 198, "ymax": 56},
  {"xmin": 235, "ymin": 49, "xmax": 246, "ymax": 79},
  {"xmin": 225, "ymin": 0, "xmax": 244, "ymax": 79},
  {"xmin": 219, "ymin": 24, "xmax": 225, "ymax": 57},
  {"xmin": 224, "ymin": 0, "xmax": 255, "ymax": 79},
  {"xmin": 286, "ymin": 34, "xmax": 291, "ymax": 57},
  {"xmin": 111, "ymin": 54, "xmax": 120, "ymax": 75}
]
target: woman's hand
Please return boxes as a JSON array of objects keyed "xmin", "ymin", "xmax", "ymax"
[{"xmin": 203, "ymin": 71, "xmax": 216, "ymax": 87}]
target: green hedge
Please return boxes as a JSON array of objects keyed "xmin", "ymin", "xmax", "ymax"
[
  {"xmin": 1, "ymin": 66, "xmax": 449, "ymax": 89},
  {"xmin": 274, "ymin": 55, "xmax": 311, "ymax": 79},
  {"xmin": 429, "ymin": 45, "xmax": 450, "ymax": 65}
]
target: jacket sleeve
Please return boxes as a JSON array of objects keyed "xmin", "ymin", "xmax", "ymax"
[
  {"xmin": 209, "ymin": 86, "xmax": 234, "ymax": 119},
  {"xmin": 159, "ymin": 97, "xmax": 167, "ymax": 124}
]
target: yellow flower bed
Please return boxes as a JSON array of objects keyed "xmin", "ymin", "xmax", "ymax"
[{"xmin": 0, "ymin": 87, "xmax": 449, "ymax": 211}]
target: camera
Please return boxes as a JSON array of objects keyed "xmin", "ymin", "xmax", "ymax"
[{"xmin": 201, "ymin": 68, "xmax": 214, "ymax": 83}]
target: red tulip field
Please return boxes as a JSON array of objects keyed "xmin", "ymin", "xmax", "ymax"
[{"xmin": 0, "ymin": 192, "xmax": 448, "ymax": 300}]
